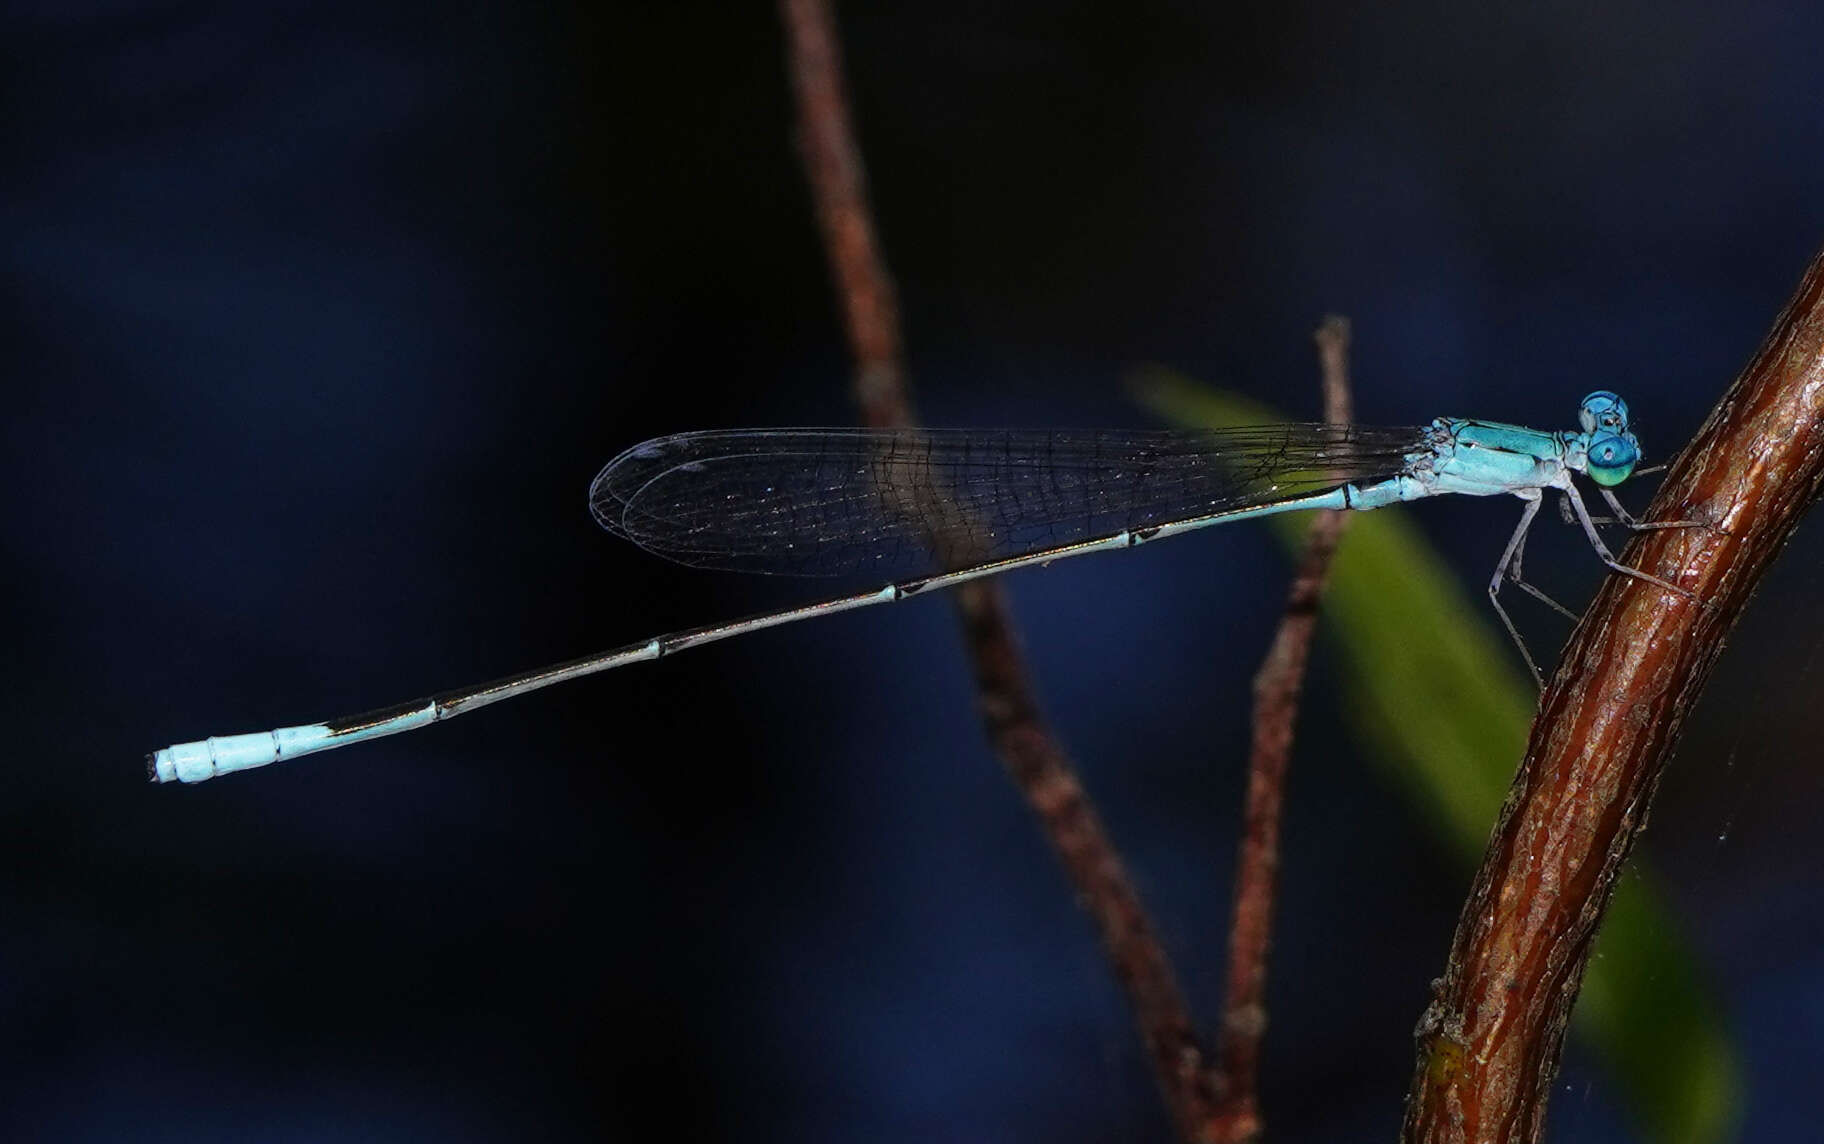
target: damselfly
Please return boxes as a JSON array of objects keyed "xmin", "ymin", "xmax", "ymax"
[{"xmin": 149, "ymin": 391, "xmax": 1692, "ymax": 784}]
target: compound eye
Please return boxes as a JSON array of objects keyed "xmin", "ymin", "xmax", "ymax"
[
  {"xmin": 1579, "ymin": 391, "xmax": 1631, "ymax": 435},
  {"xmin": 1586, "ymin": 434, "xmax": 1640, "ymax": 487}
]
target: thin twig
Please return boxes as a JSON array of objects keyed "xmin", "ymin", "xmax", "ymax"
[
  {"xmin": 1210, "ymin": 316, "xmax": 1355, "ymax": 1143},
  {"xmin": 1403, "ymin": 243, "xmax": 1824, "ymax": 1141},
  {"xmin": 776, "ymin": 0, "xmax": 910, "ymax": 431},
  {"xmin": 777, "ymin": 2, "xmax": 1223, "ymax": 1139}
]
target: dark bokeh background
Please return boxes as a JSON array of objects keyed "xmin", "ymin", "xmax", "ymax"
[{"xmin": 7, "ymin": 2, "xmax": 1824, "ymax": 1140}]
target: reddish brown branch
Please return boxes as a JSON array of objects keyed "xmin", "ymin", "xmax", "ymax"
[
  {"xmin": 777, "ymin": 1, "xmax": 1222, "ymax": 1138},
  {"xmin": 1403, "ymin": 245, "xmax": 1824, "ymax": 1141},
  {"xmin": 1211, "ymin": 316, "xmax": 1355, "ymax": 1143},
  {"xmin": 777, "ymin": 0, "xmax": 911, "ymax": 431}
]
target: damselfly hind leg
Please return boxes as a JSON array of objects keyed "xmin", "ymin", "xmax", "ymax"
[
  {"xmin": 1503, "ymin": 516, "xmax": 1582, "ymax": 622},
  {"xmin": 1488, "ymin": 490, "xmax": 1549, "ymax": 688}
]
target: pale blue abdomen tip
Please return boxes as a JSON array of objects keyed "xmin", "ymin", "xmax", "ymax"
[{"xmin": 148, "ymin": 732, "xmax": 287, "ymax": 783}]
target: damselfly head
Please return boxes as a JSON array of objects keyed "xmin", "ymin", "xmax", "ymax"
[{"xmin": 1579, "ymin": 391, "xmax": 1640, "ymax": 487}]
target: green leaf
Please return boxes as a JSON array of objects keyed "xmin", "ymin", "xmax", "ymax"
[{"xmin": 1132, "ymin": 367, "xmax": 1740, "ymax": 1144}]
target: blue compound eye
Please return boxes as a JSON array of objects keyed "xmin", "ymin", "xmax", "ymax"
[
  {"xmin": 1579, "ymin": 391, "xmax": 1631, "ymax": 435},
  {"xmin": 1586, "ymin": 432, "xmax": 1639, "ymax": 487}
]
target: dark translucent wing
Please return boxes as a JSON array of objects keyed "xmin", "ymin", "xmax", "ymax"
[{"xmin": 590, "ymin": 426, "xmax": 1425, "ymax": 577}]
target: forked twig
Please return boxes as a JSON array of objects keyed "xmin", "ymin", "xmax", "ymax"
[{"xmin": 1404, "ymin": 243, "xmax": 1824, "ymax": 1140}]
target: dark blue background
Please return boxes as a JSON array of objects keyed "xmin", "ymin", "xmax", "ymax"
[{"xmin": 7, "ymin": 2, "xmax": 1824, "ymax": 1140}]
